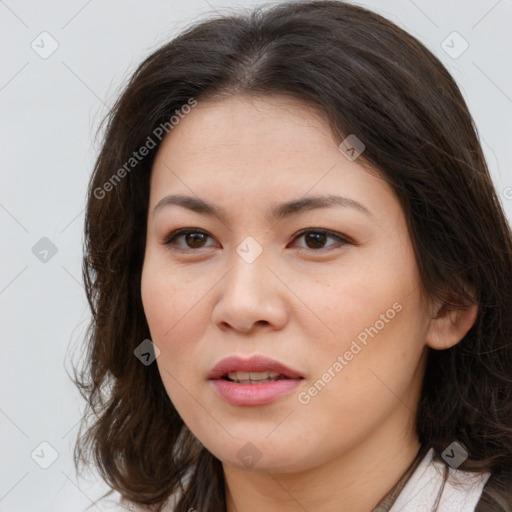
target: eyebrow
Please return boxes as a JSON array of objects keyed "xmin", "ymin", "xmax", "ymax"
[{"xmin": 152, "ymin": 193, "xmax": 375, "ymax": 222}]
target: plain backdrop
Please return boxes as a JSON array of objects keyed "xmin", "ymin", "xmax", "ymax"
[{"xmin": 1, "ymin": 0, "xmax": 511, "ymax": 510}]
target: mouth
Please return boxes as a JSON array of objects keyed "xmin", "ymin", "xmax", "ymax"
[
  {"xmin": 208, "ymin": 355, "xmax": 304, "ymax": 406},
  {"xmin": 208, "ymin": 355, "xmax": 304, "ymax": 381},
  {"xmin": 221, "ymin": 371, "xmax": 293, "ymax": 384}
]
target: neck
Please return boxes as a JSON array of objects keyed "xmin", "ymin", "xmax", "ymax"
[{"xmin": 223, "ymin": 410, "xmax": 422, "ymax": 512}]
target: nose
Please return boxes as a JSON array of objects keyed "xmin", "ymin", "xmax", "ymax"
[{"xmin": 211, "ymin": 252, "xmax": 289, "ymax": 334}]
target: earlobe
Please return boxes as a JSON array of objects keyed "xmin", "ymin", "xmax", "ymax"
[{"xmin": 426, "ymin": 300, "xmax": 478, "ymax": 350}]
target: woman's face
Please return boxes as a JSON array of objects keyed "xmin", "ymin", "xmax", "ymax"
[{"xmin": 141, "ymin": 94, "xmax": 432, "ymax": 473}]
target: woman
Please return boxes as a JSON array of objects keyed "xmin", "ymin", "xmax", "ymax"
[{"xmin": 75, "ymin": 1, "xmax": 512, "ymax": 511}]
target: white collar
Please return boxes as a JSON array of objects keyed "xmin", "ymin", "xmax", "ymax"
[{"xmin": 389, "ymin": 447, "xmax": 491, "ymax": 512}]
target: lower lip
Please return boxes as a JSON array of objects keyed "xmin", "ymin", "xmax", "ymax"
[{"xmin": 210, "ymin": 378, "xmax": 302, "ymax": 406}]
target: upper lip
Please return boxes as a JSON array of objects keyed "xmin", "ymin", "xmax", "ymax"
[{"xmin": 208, "ymin": 355, "xmax": 304, "ymax": 380}]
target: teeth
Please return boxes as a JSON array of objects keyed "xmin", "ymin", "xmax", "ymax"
[{"xmin": 227, "ymin": 370, "xmax": 282, "ymax": 383}]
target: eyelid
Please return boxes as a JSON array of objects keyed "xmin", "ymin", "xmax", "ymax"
[{"xmin": 161, "ymin": 227, "xmax": 352, "ymax": 252}]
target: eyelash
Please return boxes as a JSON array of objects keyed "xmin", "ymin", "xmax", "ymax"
[{"xmin": 162, "ymin": 228, "xmax": 351, "ymax": 253}]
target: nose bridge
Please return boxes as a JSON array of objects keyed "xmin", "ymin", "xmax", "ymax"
[
  {"xmin": 226, "ymin": 237, "xmax": 272, "ymax": 300},
  {"xmin": 212, "ymin": 237, "xmax": 288, "ymax": 332}
]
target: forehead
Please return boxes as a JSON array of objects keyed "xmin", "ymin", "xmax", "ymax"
[
  {"xmin": 153, "ymin": 94, "xmax": 334, "ymax": 167},
  {"xmin": 148, "ymin": 94, "xmax": 396, "ymax": 221}
]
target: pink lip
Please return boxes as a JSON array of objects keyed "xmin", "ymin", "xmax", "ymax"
[
  {"xmin": 208, "ymin": 355, "xmax": 303, "ymax": 380},
  {"xmin": 208, "ymin": 355, "xmax": 304, "ymax": 406}
]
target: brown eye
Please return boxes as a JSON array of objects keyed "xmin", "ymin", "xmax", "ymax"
[
  {"xmin": 185, "ymin": 232, "xmax": 208, "ymax": 248},
  {"xmin": 304, "ymin": 231, "xmax": 328, "ymax": 249},
  {"xmin": 291, "ymin": 229, "xmax": 350, "ymax": 251},
  {"xmin": 162, "ymin": 227, "xmax": 350, "ymax": 253},
  {"xmin": 163, "ymin": 229, "xmax": 216, "ymax": 250}
]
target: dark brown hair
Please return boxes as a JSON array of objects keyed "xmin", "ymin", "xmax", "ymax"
[{"xmin": 74, "ymin": 1, "xmax": 512, "ymax": 510}]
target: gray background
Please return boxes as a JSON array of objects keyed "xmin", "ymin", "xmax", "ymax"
[{"xmin": 1, "ymin": 0, "xmax": 511, "ymax": 510}]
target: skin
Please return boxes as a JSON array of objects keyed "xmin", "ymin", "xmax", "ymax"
[{"xmin": 141, "ymin": 94, "xmax": 477, "ymax": 512}]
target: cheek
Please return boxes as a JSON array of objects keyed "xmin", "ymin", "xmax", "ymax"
[
  {"xmin": 141, "ymin": 262, "xmax": 174, "ymax": 338},
  {"xmin": 330, "ymin": 288, "xmax": 426, "ymax": 408},
  {"xmin": 140, "ymin": 257, "xmax": 211, "ymax": 375},
  {"xmin": 304, "ymin": 241, "xmax": 427, "ymax": 390},
  {"xmin": 141, "ymin": 259, "xmax": 181, "ymax": 354},
  {"xmin": 141, "ymin": 252, "xmax": 194, "ymax": 335},
  {"xmin": 141, "ymin": 261, "xmax": 206, "ymax": 420},
  {"xmin": 302, "ymin": 254, "xmax": 417, "ymax": 351}
]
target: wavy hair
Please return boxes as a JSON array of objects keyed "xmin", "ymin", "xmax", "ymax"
[{"xmin": 74, "ymin": 1, "xmax": 512, "ymax": 510}]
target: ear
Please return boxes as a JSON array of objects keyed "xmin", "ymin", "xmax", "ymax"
[{"xmin": 426, "ymin": 294, "xmax": 478, "ymax": 350}]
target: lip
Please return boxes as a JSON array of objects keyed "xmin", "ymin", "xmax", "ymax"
[
  {"xmin": 207, "ymin": 355, "xmax": 304, "ymax": 380},
  {"xmin": 208, "ymin": 355, "xmax": 304, "ymax": 406}
]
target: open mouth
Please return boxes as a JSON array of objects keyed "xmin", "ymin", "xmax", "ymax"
[
  {"xmin": 221, "ymin": 371, "xmax": 292, "ymax": 384},
  {"xmin": 209, "ymin": 358, "xmax": 304, "ymax": 405}
]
